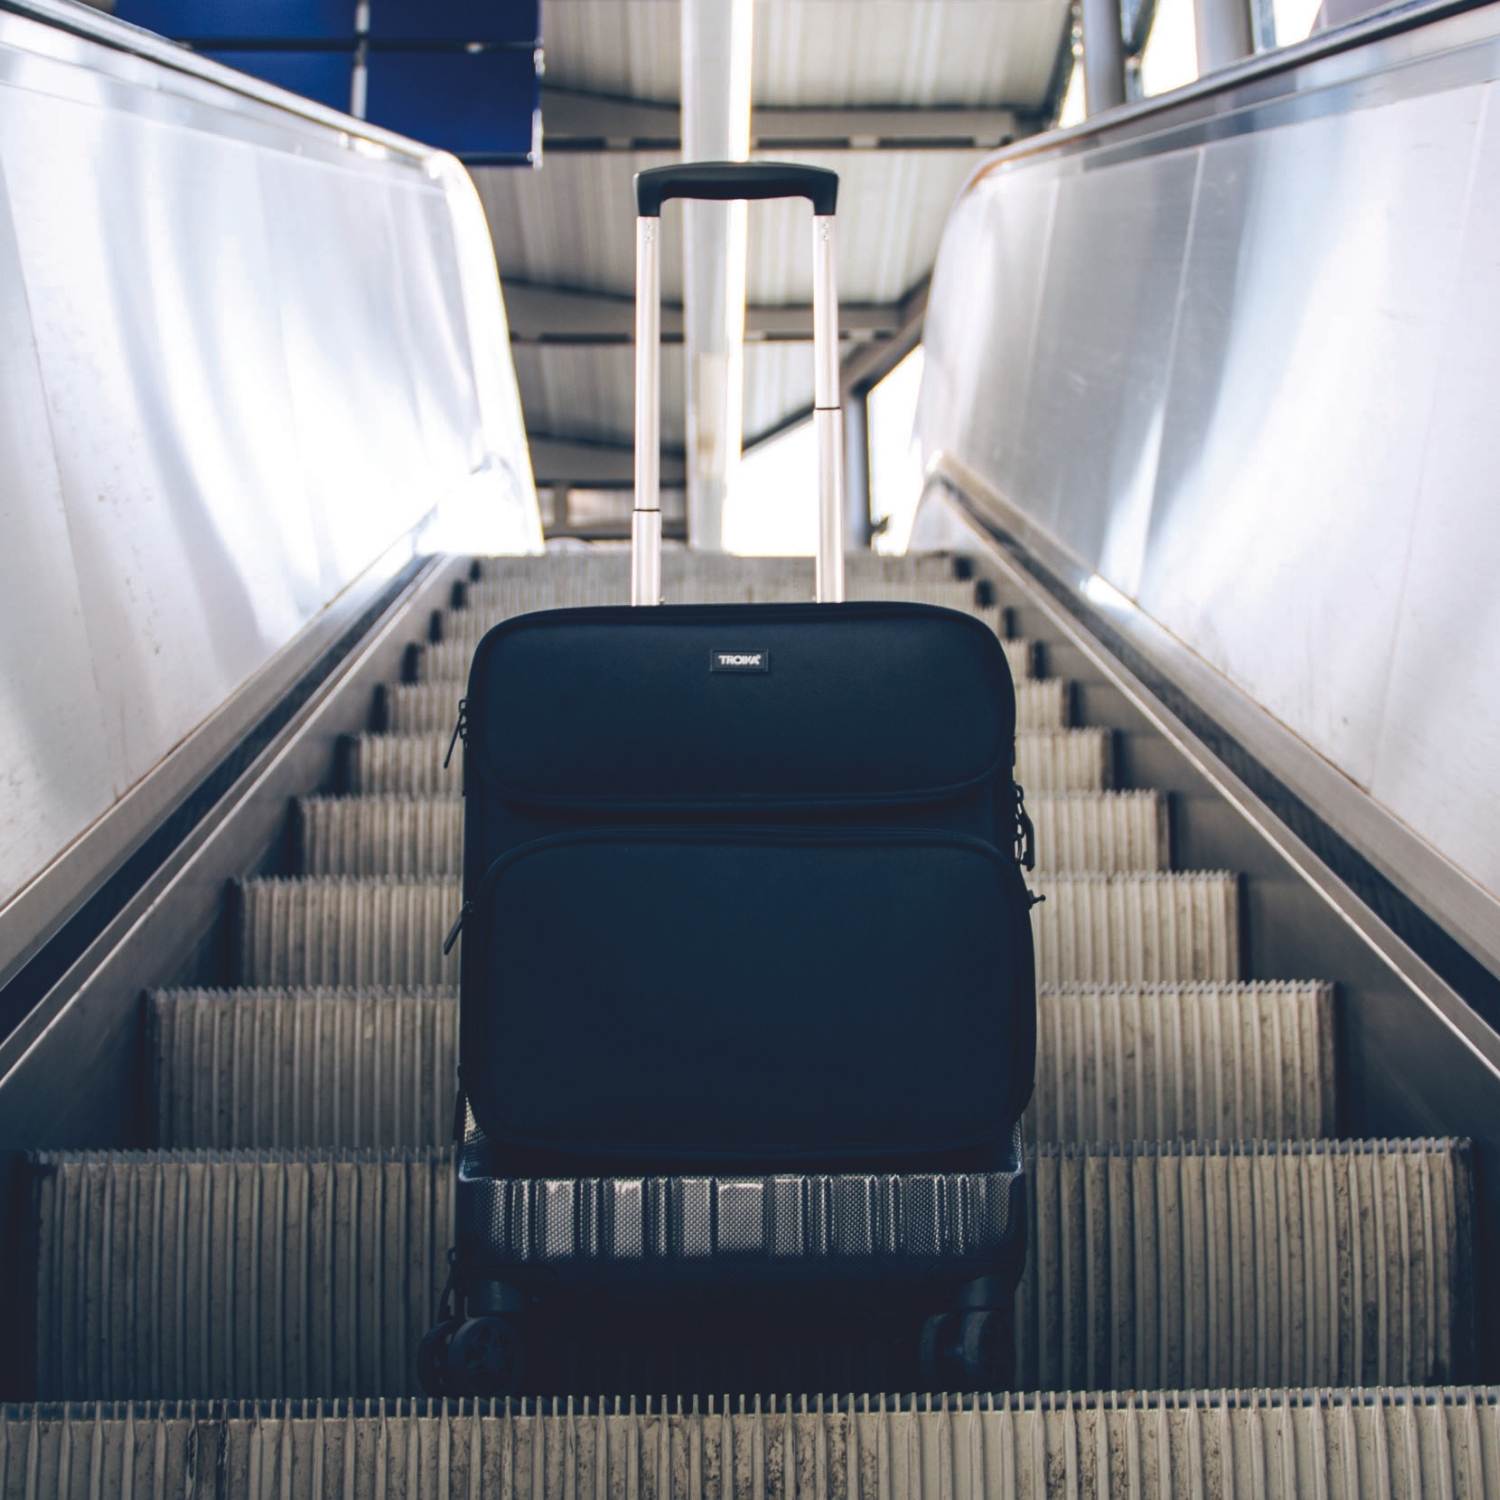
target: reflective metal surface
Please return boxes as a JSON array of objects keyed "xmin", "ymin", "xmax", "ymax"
[
  {"xmin": 0, "ymin": 4, "xmax": 538, "ymax": 947},
  {"xmin": 919, "ymin": 0, "xmax": 1500, "ymax": 967}
]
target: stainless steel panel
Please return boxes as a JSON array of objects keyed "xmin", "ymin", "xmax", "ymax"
[
  {"xmin": 0, "ymin": 8, "xmax": 539, "ymax": 934},
  {"xmin": 0, "ymin": 157, "xmax": 116, "ymax": 910},
  {"xmin": 919, "ymin": 2, "xmax": 1500, "ymax": 939},
  {"xmin": 1018, "ymin": 149, "xmax": 1199, "ymax": 592},
  {"xmin": 1368, "ymin": 92, "xmax": 1500, "ymax": 911},
  {"xmin": 0, "ymin": 88, "xmax": 325, "ymax": 788},
  {"xmin": 1145, "ymin": 85, "xmax": 1482, "ymax": 781}
]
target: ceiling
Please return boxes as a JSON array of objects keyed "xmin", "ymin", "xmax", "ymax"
[{"xmin": 480, "ymin": 0, "xmax": 1073, "ymax": 492}]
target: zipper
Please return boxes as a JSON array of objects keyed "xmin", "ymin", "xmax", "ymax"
[
  {"xmin": 442, "ymin": 900, "xmax": 473, "ymax": 956},
  {"xmin": 1012, "ymin": 780, "xmax": 1036, "ymax": 872},
  {"xmin": 443, "ymin": 696, "xmax": 468, "ymax": 770}
]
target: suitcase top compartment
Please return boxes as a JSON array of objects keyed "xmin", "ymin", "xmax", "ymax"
[{"xmin": 465, "ymin": 601, "xmax": 1016, "ymax": 810}]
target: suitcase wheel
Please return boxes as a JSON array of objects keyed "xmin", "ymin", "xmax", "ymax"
[
  {"xmin": 418, "ymin": 1316, "xmax": 464, "ymax": 1396},
  {"xmin": 919, "ymin": 1308, "xmax": 1014, "ymax": 1391},
  {"xmin": 446, "ymin": 1313, "xmax": 527, "ymax": 1396}
]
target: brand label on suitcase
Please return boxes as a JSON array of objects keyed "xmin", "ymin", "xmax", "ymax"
[{"xmin": 710, "ymin": 649, "xmax": 770, "ymax": 673}]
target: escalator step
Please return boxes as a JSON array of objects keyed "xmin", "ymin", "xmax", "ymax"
[
  {"xmin": 26, "ymin": 1139, "xmax": 1468, "ymax": 1400},
  {"xmin": 422, "ymin": 631, "xmax": 1036, "ymax": 684},
  {"xmin": 4, "ymin": 1387, "xmax": 1496, "ymax": 1499},
  {"xmin": 1027, "ymin": 980, "xmax": 1335, "ymax": 1143},
  {"xmin": 298, "ymin": 796, "xmax": 463, "ymax": 878},
  {"xmin": 1027, "ymin": 790, "xmax": 1165, "ymax": 872},
  {"xmin": 236, "ymin": 872, "xmax": 1233, "ymax": 989},
  {"xmin": 1016, "ymin": 730, "xmax": 1111, "ymax": 793},
  {"xmin": 468, "ymin": 551, "xmax": 960, "ymax": 585},
  {"xmin": 1031, "ymin": 873, "xmax": 1240, "ymax": 983},
  {"xmin": 1018, "ymin": 1138, "xmax": 1472, "ymax": 1391},
  {"xmin": 150, "ymin": 982, "xmax": 1328, "ymax": 1151},
  {"xmin": 150, "ymin": 988, "xmax": 456, "ymax": 1149},
  {"xmin": 458, "ymin": 577, "xmax": 990, "ymax": 615},
  {"xmin": 343, "ymin": 727, "xmax": 1113, "ymax": 797},
  {"xmin": 295, "ymin": 791, "xmax": 1161, "ymax": 878},
  {"xmin": 236, "ymin": 878, "xmax": 458, "ymax": 988},
  {"xmin": 384, "ymin": 677, "xmax": 1070, "ymax": 736},
  {"xmin": 344, "ymin": 734, "xmax": 460, "ymax": 797}
]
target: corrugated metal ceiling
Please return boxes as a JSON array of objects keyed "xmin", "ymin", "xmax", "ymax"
[
  {"xmin": 514, "ymin": 343, "xmax": 818, "ymax": 449},
  {"xmin": 544, "ymin": 1, "xmax": 1070, "ymax": 108},
  {"xmin": 496, "ymin": 0, "xmax": 1070, "ymax": 472},
  {"xmin": 475, "ymin": 149, "xmax": 982, "ymax": 305}
]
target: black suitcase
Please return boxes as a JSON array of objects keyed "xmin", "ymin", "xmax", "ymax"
[{"xmin": 425, "ymin": 164, "xmax": 1037, "ymax": 1397}]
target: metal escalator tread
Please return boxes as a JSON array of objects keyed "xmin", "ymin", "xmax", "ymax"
[
  {"xmin": 1030, "ymin": 872, "xmax": 1241, "ymax": 983},
  {"xmin": 5, "ymin": 1389, "xmax": 1499, "ymax": 1499},
  {"xmin": 149, "ymin": 981, "xmax": 1329, "ymax": 1151},
  {"xmin": 1026, "ymin": 980, "xmax": 1335, "ymax": 1142},
  {"xmin": 382, "ymin": 676, "xmax": 1071, "ymax": 736},
  {"xmin": 25, "ymin": 1138, "xmax": 1469, "ymax": 1400},
  {"xmin": 149, "ymin": 987, "xmax": 456, "ymax": 1149},
  {"xmin": 235, "ymin": 871, "xmax": 1236, "ymax": 989},
  {"xmin": 236, "ymin": 877, "xmax": 458, "ymax": 988},
  {"xmin": 458, "ymin": 577, "xmax": 989, "ymax": 615},
  {"xmin": 295, "ymin": 790, "xmax": 1163, "ymax": 878},
  {"xmin": 341, "ymin": 726, "xmax": 1114, "ymax": 796}
]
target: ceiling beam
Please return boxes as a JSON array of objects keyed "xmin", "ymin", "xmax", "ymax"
[
  {"xmin": 504, "ymin": 279, "xmax": 899, "ymax": 346},
  {"xmin": 541, "ymin": 87, "xmax": 1033, "ymax": 153},
  {"xmin": 529, "ymin": 432, "xmax": 686, "ymax": 489},
  {"xmin": 742, "ymin": 277, "xmax": 929, "ymax": 453}
]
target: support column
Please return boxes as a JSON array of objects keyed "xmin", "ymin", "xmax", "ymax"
[
  {"xmin": 680, "ymin": 0, "xmax": 754, "ymax": 552},
  {"xmin": 1194, "ymin": 0, "xmax": 1254, "ymax": 73},
  {"xmin": 1080, "ymin": 0, "xmax": 1126, "ymax": 114}
]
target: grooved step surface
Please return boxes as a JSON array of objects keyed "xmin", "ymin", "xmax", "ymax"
[
  {"xmin": 236, "ymin": 874, "xmax": 1237, "ymax": 991},
  {"xmin": 237, "ymin": 878, "xmax": 459, "ymax": 988},
  {"xmin": 459, "ymin": 578, "xmax": 992, "ymax": 616},
  {"xmin": 343, "ymin": 734, "xmax": 459, "ymax": 797},
  {"xmin": 1029, "ymin": 791, "xmax": 1166, "ymax": 872},
  {"xmin": 422, "ymin": 632, "xmax": 1037, "ymax": 685},
  {"xmin": 151, "ymin": 989, "xmax": 457, "ymax": 1149},
  {"xmin": 150, "ymin": 983, "xmax": 1331, "ymax": 1152},
  {"xmin": 344, "ymin": 729, "xmax": 1110, "ymax": 797},
  {"xmin": 1031, "ymin": 874, "xmax": 1240, "ymax": 983},
  {"xmin": 299, "ymin": 796, "xmax": 463, "ymax": 878},
  {"xmin": 30, "ymin": 1149, "xmax": 452, "ymax": 1400},
  {"xmin": 1016, "ymin": 730, "xmax": 1111, "ymax": 793},
  {"xmin": 384, "ymin": 678, "xmax": 1069, "ymax": 736},
  {"xmin": 29, "ymin": 1140, "xmax": 1468, "ymax": 1399},
  {"xmin": 298, "ymin": 792, "xmax": 1157, "ymax": 879},
  {"xmin": 1027, "ymin": 982, "xmax": 1336, "ymax": 1143},
  {"xmin": 1018, "ymin": 1139, "xmax": 1471, "ymax": 1391},
  {"xmin": 468, "ymin": 551, "xmax": 962, "ymax": 586},
  {"xmin": 4, "ymin": 1389, "xmax": 1498, "ymax": 1499}
]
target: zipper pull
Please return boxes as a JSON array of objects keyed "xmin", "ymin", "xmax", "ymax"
[
  {"xmin": 443, "ymin": 697, "xmax": 469, "ymax": 770},
  {"xmin": 1013, "ymin": 781, "xmax": 1037, "ymax": 872},
  {"xmin": 442, "ymin": 900, "xmax": 472, "ymax": 956}
]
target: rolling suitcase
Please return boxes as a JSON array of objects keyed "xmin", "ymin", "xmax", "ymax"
[{"xmin": 424, "ymin": 163, "xmax": 1038, "ymax": 1396}]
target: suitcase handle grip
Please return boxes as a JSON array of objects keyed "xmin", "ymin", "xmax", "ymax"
[
  {"xmin": 631, "ymin": 162, "xmax": 846, "ymax": 608},
  {"xmin": 635, "ymin": 162, "xmax": 838, "ymax": 218}
]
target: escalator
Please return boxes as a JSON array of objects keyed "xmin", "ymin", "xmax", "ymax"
[{"xmin": 4, "ymin": 546, "xmax": 1494, "ymax": 1495}]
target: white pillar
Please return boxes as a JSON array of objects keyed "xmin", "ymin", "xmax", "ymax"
[
  {"xmin": 680, "ymin": 0, "xmax": 754, "ymax": 552},
  {"xmin": 1080, "ymin": 0, "xmax": 1126, "ymax": 114},
  {"xmin": 1194, "ymin": 0, "xmax": 1254, "ymax": 73}
]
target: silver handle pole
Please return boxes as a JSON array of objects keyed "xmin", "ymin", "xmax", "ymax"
[
  {"xmin": 811, "ymin": 214, "xmax": 845, "ymax": 604},
  {"xmin": 632, "ymin": 216, "xmax": 663, "ymax": 606}
]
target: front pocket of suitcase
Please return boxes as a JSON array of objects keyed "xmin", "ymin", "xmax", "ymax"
[{"xmin": 461, "ymin": 827, "xmax": 1034, "ymax": 1168}]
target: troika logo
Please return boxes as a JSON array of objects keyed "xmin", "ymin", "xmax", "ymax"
[{"xmin": 710, "ymin": 649, "xmax": 770, "ymax": 674}]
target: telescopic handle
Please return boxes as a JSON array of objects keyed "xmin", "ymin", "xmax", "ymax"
[
  {"xmin": 631, "ymin": 162, "xmax": 846, "ymax": 607},
  {"xmin": 635, "ymin": 162, "xmax": 839, "ymax": 217}
]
